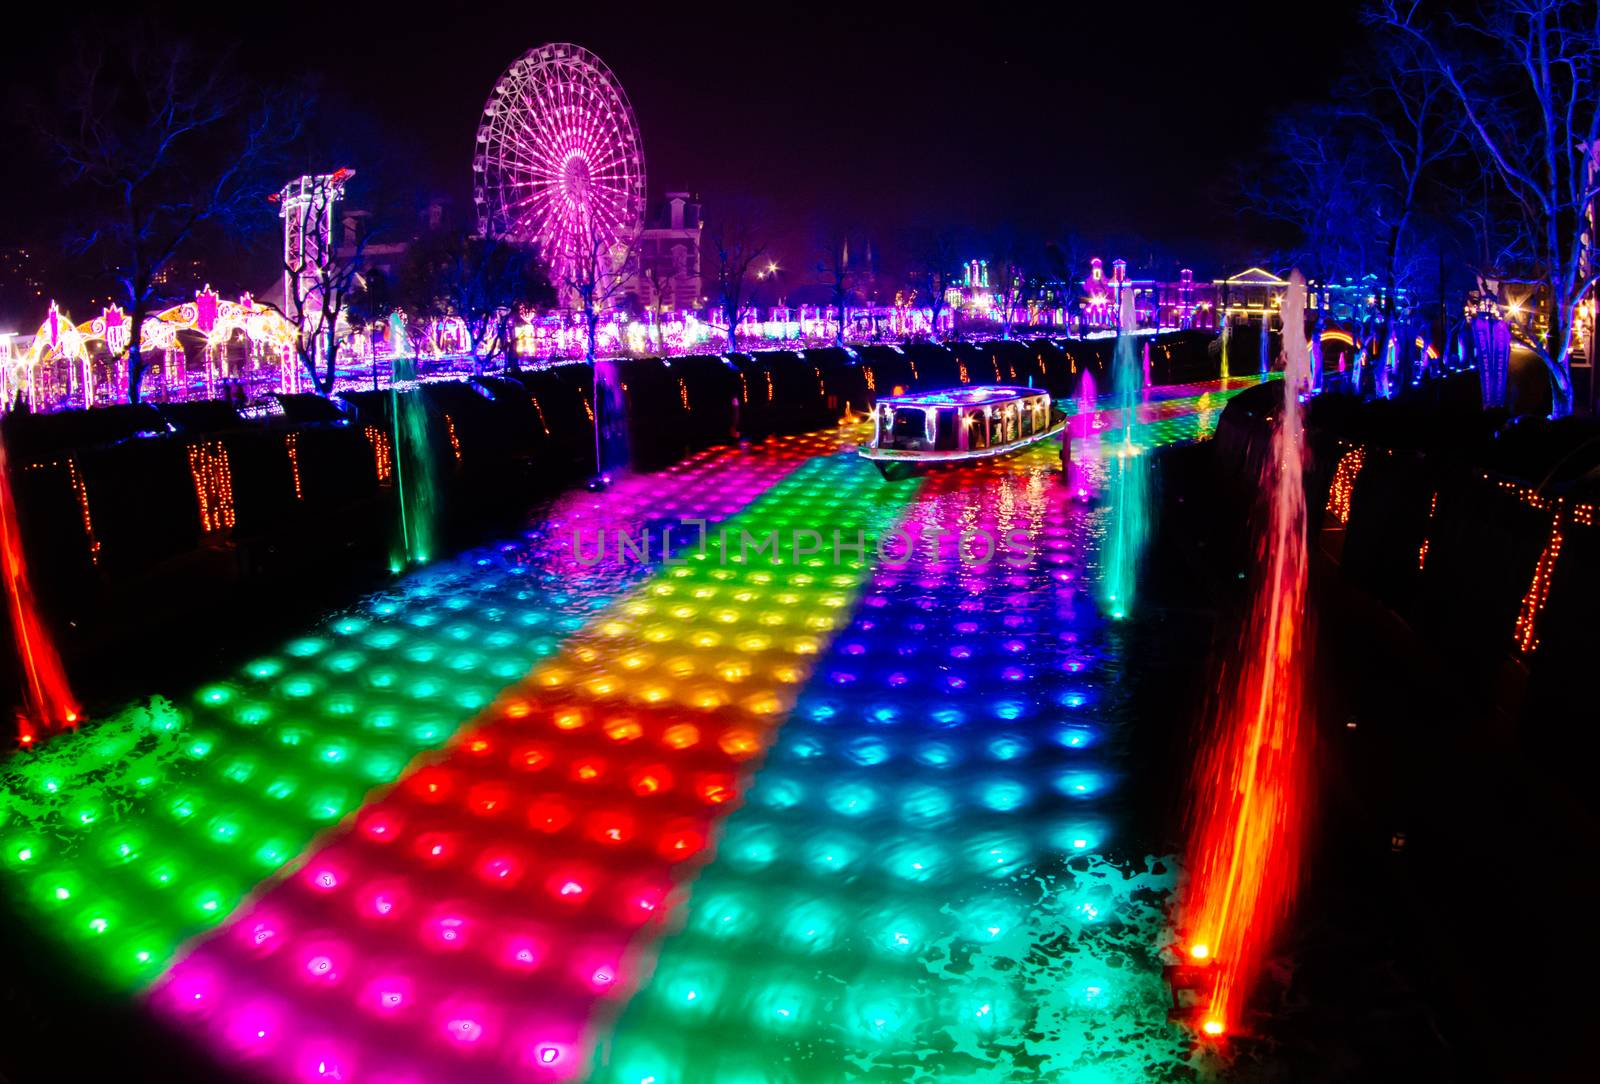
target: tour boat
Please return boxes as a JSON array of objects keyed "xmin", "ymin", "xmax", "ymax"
[{"xmin": 858, "ymin": 385, "xmax": 1067, "ymax": 478}]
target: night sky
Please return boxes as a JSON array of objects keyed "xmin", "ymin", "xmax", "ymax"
[{"xmin": 2, "ymin": 0, "xmax": 1363, "ymax": 303}]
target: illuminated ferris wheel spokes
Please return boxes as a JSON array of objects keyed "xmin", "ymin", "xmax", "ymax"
[{"xmin": 472, "ymin": 42, "xmax": 646, "ymax": 291}]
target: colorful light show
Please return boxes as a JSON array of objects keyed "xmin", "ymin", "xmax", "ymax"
[
  {"xmin": 7, "ymin": 292, "xmax": 299, "ymax": 411},
  {"xmin": 0, "ymin": 380, "xmax": 1247, "ymax": 1082},
  {"xmin": 594, "ymin": 442, "xmax": 1183, "ymax": 1084},
  {"xmin": 5, "ymin": 6, "xmax": 1599, "ymax": 1079},
  {"xmin": 0, "ymin": 437, "xmax": 826, "ymax": 984}
]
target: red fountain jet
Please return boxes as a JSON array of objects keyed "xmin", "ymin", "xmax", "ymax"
[
  {"xmin": 0, "ymin": 434, "xmax": 80, "ymax": 743},
  {"xmin": 1174, "ymin": 272, "xmax": 1314, "ymax": 1039}
]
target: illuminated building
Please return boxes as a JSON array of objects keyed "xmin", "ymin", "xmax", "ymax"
[
  {"xmin": 1081, "ymin": 260, "xmax": 1212, "ymax": 332},
  {"xmin": 634, "ymin": 192, "xmax": 704, "ymax": 313},
  {"xmin": 1211, "ymin": 266, "xmax": 1285, "ymax": 335},
  {"xmin": 1214, "ymin": 267, "xmax": 1408, "ymax": 335}
]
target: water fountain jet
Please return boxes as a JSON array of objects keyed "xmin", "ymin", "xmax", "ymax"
[
  {"xmin": 387, "ymin": 313, "xmax": 438, "ymax": 569},
  {"xmin": 1101, "ymin": 292, "xmax": 1150, "ymax": 620},
  {"xmin": 1176, "ymin": 270, "xmax": 1314, "ymax": 1036},
  {"xmin": 593, "ymin": 356, "xmax": 629, "ymax": 485},
  {"xmin": 0, "ymin": 432, "xmax": 80, "ymax": 743}
]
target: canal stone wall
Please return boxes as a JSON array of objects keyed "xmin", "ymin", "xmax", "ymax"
[
  {"xmin": 1211, "ymin": 378, "xmax": 1600, "ymax": 805},
  {"xmin": 0, "ymin": 333, "xmax": 1218, "ymax": 708}
]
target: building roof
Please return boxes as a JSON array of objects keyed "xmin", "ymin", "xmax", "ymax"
[{"xmin": 1215, "ymin": 267, "xmax": 1287, "ymax": 285}]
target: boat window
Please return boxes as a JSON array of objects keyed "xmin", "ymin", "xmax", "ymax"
[
  {"xmin": 891, "ymin": 408, "xmax": 926, "ymax": 447},
  {"xmin": 936, "ymin": 408, "xmax": 958, "ymax": 449}
]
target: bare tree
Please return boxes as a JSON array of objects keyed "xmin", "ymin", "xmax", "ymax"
[
  {"xmin": 996, "ymin": 262, "xmax": 1026, "ymax": 338},
  {"xmin": 709, "ymin": 207, "xmax": 767, "ymax": 353},
  {"xmin": 642, "ymin": 264, "xmax": 670, "ymax": 353},
  {"xmin": 1241, "ymin": 108, "xmax": 1382, "ymax": 286},
  {"xmin": 1375, "ymin": 0, "xmax": 1600, "ymax": 416},
  {"xmin": 406, "ymin": 231, "xmax": 550, "ymax": 374},
  {"xmin": 1339, "ymin": 40, "xmax": 1461, "ymax": 386},
  {"xmin": 912, "ymin": 228, "xmax": 962, "ymax": 340},
  {"xmin": 564, "ymin": 223, "xmax": 638, "ymax": 365},
  {"xmin": 41, "ymin": 32, "xmax": 301, "ymax": 403},
  {"xmin": 816, "ymin": 228, "xmax": 858, "ymax": 348},
  {"xmin": 1043, "ymin": 234, "xmax": 1086, "ymax": 332},
  {"xmin": 560, "ymin": 225, "xmax": 637, "ymax": 481},
  {"xmin": 1239, "ymin": 104, "xmax": 1391, "ymax": 377},
  {"xmin": 989, "ymin": 227, "xmax": 1028, "ymax": 339},
  {"xmin": 273, "ymin": 175, "xmax": 369, "ymax": 395}
]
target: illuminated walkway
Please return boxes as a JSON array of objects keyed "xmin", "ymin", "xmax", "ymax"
[{"xmin": 0, "ymin": 378, "xmax": 1261, "ymax": 1082}]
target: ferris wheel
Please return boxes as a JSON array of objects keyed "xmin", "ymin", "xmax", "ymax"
[{"xmin": 472, "ymin": 43, "xmax": 647, "ymax": 291}]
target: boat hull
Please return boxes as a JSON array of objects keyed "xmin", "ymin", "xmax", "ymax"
[{"xmin": 859, "ymin": 418, "xmax": 1067, "ymax": 479}]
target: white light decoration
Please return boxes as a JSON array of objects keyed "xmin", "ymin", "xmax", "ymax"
[{"xmin": 278, "ymin": 170, "xmax": 353, "ymax": 324}]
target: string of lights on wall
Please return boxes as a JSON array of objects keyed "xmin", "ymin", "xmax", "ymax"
[
  {"xmin": 1324, "ymin": 442, "xmax": 1596, "ymax": 658},
  {"xmin": 1417, "ymin": 490, "xmax": 1438, "ymax": 570},
  {"xmin": 187, "ymin": 441, "xmax": 238, "ymax": 533},
  {"xmin": 284, "ymin": 434, "xmax": 304, "ymax": 500},
  {"xmin": 364, "ymin": 426, "xmax": 395, "ymax": 483},
  {"xmin": 1496, "ymin": 477, "xmax": 1596, "ymax": 656},
  {"xmin": 1325, "ymin": 445, "xmax": 1366, "ymax": 525}
]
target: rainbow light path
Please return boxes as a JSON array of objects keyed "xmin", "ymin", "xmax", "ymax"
[{"xmin": 1, "ymin": 378, "xmax": 1259, "ymax": 1083}]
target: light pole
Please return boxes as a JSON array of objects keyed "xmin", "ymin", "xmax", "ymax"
[{"xmin": 761, "ymin": 262, "xmax": 786, "ymax": 339}]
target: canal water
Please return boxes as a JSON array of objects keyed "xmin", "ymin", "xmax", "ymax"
[{"xmin": 0, "ymin": 379, "xmax": 1259, "ymax": 1083}]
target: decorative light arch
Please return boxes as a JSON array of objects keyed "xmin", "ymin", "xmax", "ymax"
[{"xmin": 9, "ymin": 290, "xmax": 299, "ymax": 411}]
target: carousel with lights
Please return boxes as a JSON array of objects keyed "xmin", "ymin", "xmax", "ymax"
[{"xmin": 858, "ymin": 385, "xmax": 1066, "ymax": 478}]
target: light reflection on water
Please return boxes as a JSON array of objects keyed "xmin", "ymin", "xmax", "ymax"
[
  {"xmin": 1, "ymin": 383, "xmax": 1245, "ymax": 1082},
  {"xmin": 145, "ymin": 433, "xmax": 918, "ymax": 1084},
  {"xmin": 0, "ymin": 435, "xmax": 837, "ymax": 988},
  {"xmin": 599, "ymin": 438, "xmax": 1195, "ymax": 1083}
]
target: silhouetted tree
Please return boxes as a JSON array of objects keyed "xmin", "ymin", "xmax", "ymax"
[
  {"xmin": 561, "ymin": 223, "xmax": 637, "ymax": 480},
  {"xmin": 564, "ymin": 225, "xmax": 636, "ymax": 365},
  {"xmin": 40, "ymin": 31, "xmax": 301, "ymax": 403},
  {"xmin": 405, "ymin": 231, "xmax": 550, "ymax": 373},
  {"xmin": 1239, "ymin": 102, "xmax": 1392, "ymax": 379},
  {"xmin": 989, "ymin": 227, "xmax": 1028, "ymax": 338},
  {"xmin": 641, "ymin": 264, "xmax": 670, "ymax": 353},
  {"xmin": 1336, "ymin": 37, "xmax": 1462, "ymax": 386},
  {"xmin": 1240, "ymin": 106, "xmax": 1381, "ymax": 291},
  {"xmin": 911, "ymin": 228, "xmax": 962, "ymax": 340},
  {"xmin": 344, "ymin": 266, "xmax": 394, "ymax": 374},
  {"xmin": 1043, "ymin": 234, "xmax": 1087, "ymax": 330},
  {"xmin": 816, "ymin": 227, "xmax": 859, "ymax": 348},
  {"xmin": 709, "ymin": 202, "xmax": 768, "ymax": 352},
  {"xmin": 1376, "ymin": 0, "xmax": 1600, "ymax": 415}
]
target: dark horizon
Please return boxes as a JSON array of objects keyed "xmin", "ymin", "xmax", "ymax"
[{"xmin": 2, "ymin": 0, "xmax": 1363, "ymax": 317}]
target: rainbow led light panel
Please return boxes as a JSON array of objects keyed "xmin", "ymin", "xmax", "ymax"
[
  {"xmin": 0, "ymin": 384, "xmax": 1243, "ymax": 1082},
  {"xmin": 0, "ymin": 436, "xmax": 835, "ymax": 986}
]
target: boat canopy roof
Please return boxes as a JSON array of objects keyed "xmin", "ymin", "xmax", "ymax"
[{"xmin": 877, "ymin": 385, "xmax": 1046, "ymax": 409}]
